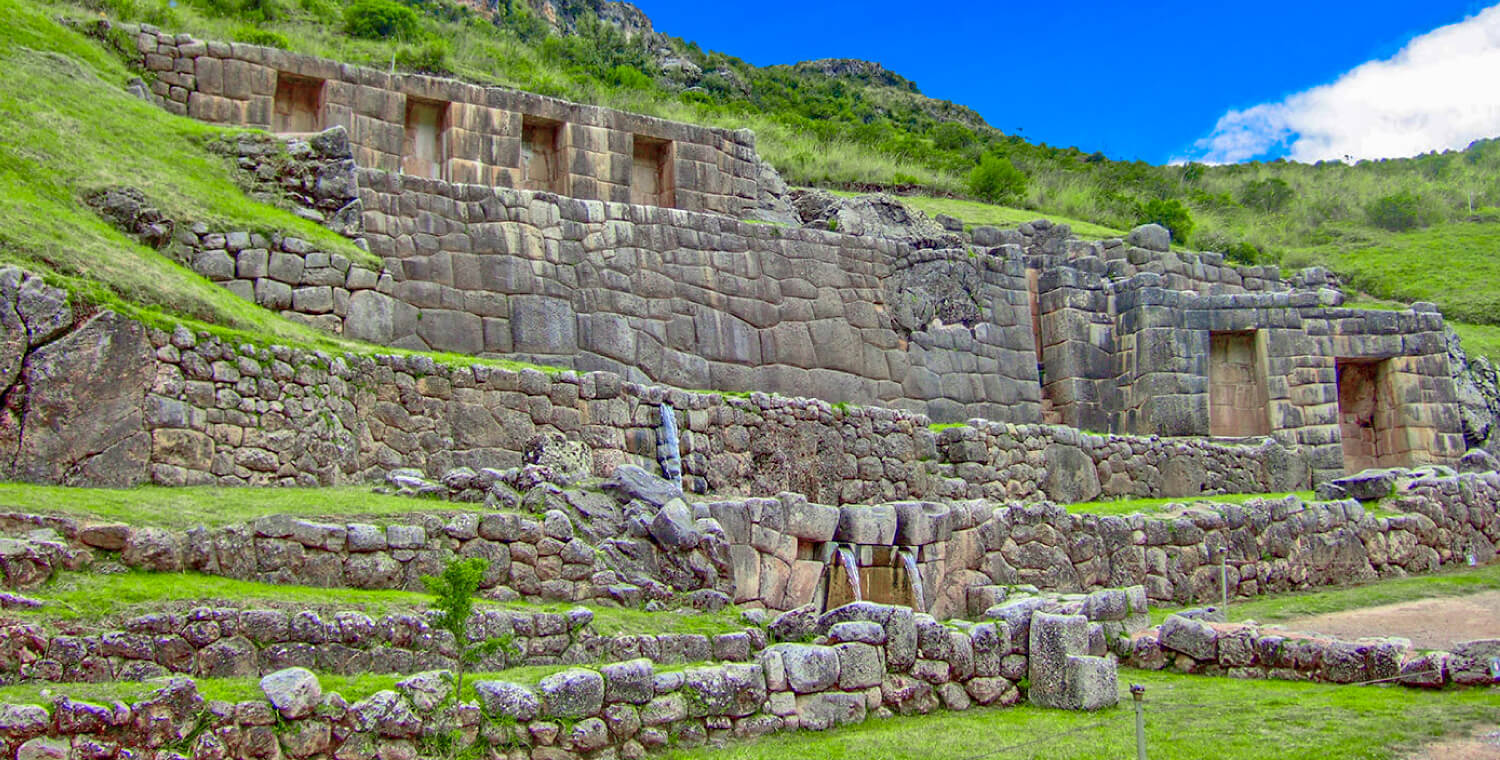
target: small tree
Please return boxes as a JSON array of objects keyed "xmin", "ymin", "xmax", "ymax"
[
  {"xmin": 1240, "ymin": 177, "xmax": 1295, "ymax": 212},
  {"xmin": 1365, "ymin": 191, "xmax": 1434, "ymax": 232},
  {"xmin": 424, "ymin": 557, "xmax": 502, "ymax": 700},
  {"xmin": 1136, "ymin": 198, "xmax": 1195, "ymax": 243},
  {"xmin": 968, "ymin": 154, "xmax": 1028, "ymax": 205}
]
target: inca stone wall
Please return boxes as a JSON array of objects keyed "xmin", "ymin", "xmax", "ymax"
[
  {"xmin": 132, "ymin": 26, "xmax": 765, "ymax": 217},
  {"xmin": 349, "ymin": 170, "xmax": 1040, "ymax": 423},
  {"xmin": 1124, "ymin": 613, "xmax": 1498, "ymax": 688}
]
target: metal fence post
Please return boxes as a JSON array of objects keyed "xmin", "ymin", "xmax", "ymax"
[{"xmin": 1131, "ymin": 684, "xmax": 1147, "ymax": 760}]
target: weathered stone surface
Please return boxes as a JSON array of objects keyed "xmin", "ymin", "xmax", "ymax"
[
  {"xmin": 1126, "ymin": 223, "xmax": 1171, "ymax": 252},
  {"xmin": 260, "ymin": 667, "xmax": 322, "ymax": 719},
  {"xmin": 475, "ymin": 680, "xmax": 540, "ymax": 720},
  {"xmin": 1042, "ymin": 445, "xmax": 1101, "ymax": 504},
  {"xmin": 538, "ymin": 668, "xmax": 605, "ymax": 718},
  {"xmin": 1158, "ymin": 615, "xmax": 1218, "ymax": 661},
  {"xmin": 13, "ymin": 312, "xmax": 153, "ymax": 486},
  {"xmin": 770, "ymin": 644, "xmax": 840, "ymax": 693}
]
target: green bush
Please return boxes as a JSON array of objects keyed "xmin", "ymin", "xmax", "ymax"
[
  {"xmin": 343, "ymin": 0, "xmax": 420, "ymax": 40},
  {"xmin": 1137, "ymin": 198, "xmax": 1194, "ymax": 243},
  {"xmin": 1366, "ymin": 190, "xmax": 1436, "ymax": 231},
  {"xmin": 1240, "ymin": 177, "xmax": 1295, "ymax": 212},
  {"xmin": 968, "ymin": 154, "xmax": 1027, "ymax": 204},
  {"xmin": 231, "ymin": 25, "xmax": 289, "ymax": 48},
  {"xmin": 423, "ymin": 557, "xmax": 503, "ymax": 699},
  {"xmin": 608, "ymin": 64, "xmax": 654, "ymax": 90},
  {"xmin": 395, "ymin": 39, "xmax": 450, "ymax": 74},
  {"xmin": 932, "ymin": 122, "xmax": 975, "ymax": 151}
]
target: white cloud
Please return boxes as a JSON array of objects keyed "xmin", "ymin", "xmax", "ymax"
[{"xmin": 1188, "ymin": 5, "xmax": 1500, "ymax": 164}]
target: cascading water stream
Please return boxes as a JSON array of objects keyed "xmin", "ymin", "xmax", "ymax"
[
  {"xmin": 899, "ymin": 547, "xmax": 926, "ymax": 612},
  {"xmin": 835, "ymin": 544, "xmax": 862, "ymax": 602}
]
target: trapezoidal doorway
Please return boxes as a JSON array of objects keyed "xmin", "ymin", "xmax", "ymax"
[
  {"xmin": 1336, "ymin": 358, "xmax": 1412, "ymax": 473},
  {"xmin": 1209, "ymin": 331, "xmax": 1269, "ymax": 437}
]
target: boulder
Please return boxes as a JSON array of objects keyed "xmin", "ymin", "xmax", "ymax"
[
  {"xmin": 602, "ymin": 465, "xmax": 682, "ymax": 508},
  {"xmin": 1158, "ymin": 614, "xmax": 1218, "ymax": 660},
  {"xmin": 475, "ymin": 681, "xmax": 540, "ymax": 721},
  {"xmin": 260, "ymin": 667, "xmax": 322, "ymax": 719},
  {"xmin": 1449, "ymin": 639, "xmax": 1500, "ymax": 686},
  {"xmin": 1328, "ymin": 468, "xmax": 1401, "ymax": 501},
  {"xmin": 539, "ymin": 668, "xmax": 605, "ymax": 718},
  {"xmin": 770, "ymin": 644, "xmax": 840, "ymax": 693},
  {"xmin": 649, "ymin": 498, "xmax": 700, "ymax": 549},
  {"xmin": 1459, "ymin": 448, "xmax": 1500, "ymax": 474},
  {"xmin": 1126, "ymin": 223, "xmax": 1171, "ymax": 252},
  {"xmin": 1042, "ymin": 444, "xmax": 1101, "ymax": 504}
]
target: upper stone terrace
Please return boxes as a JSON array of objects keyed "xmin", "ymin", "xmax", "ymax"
[{"xmin": 138, "ymin": 28, "xmax": 768, "ymax": 218}]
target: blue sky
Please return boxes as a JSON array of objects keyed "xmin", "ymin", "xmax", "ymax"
[{"xmin": 633, "ymin": 1, "xmax": 1500, "ymax": 164}]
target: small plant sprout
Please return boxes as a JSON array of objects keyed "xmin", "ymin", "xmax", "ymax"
[{"xmin": 423, "ymin": 556, "xmax": 504, "ymax": 701}]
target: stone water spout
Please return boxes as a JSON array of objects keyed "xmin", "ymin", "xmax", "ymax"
[
  {"xmin": 898, "ymin": 546, "xmax": 926, "ymax": 612},
  {"xmin": 835, "ymin": 543, "xmax": 862, "ymax": 602}
]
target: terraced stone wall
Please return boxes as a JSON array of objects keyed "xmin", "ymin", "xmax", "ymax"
[
  {"xmin": 349, "ymin": 171, "xmax": 1042, "ymax": 424},
  {"xmin": 132, "ymin": 26, "xmax": 764, "ymax": 217}
]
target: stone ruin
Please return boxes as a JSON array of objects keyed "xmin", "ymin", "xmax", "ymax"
[{"xmin": 0, "ymin": 25, "xmax": 1497, "ymax": 759}]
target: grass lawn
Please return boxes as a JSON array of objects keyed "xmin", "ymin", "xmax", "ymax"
[
  {"xmin": 1288, "ymin": 220, "xmax": 1500, "ymax": 326},
  {"xmin": 1152, "ymin": 561, "xmax": 1500, "ymax": 626},
  {"xmin": 17, "ymin": 569, "xmax": 751, "ymax": 637},
  {"xmin": 0, "ymin": 483, "xmax": 485, "ymax": 528},
  {"xmin": 663, "ymin": 668, "xmax": 1500, "ymax": 760},
  {"xmin": 1066, "ymin": 491, "xmax": 1316, "ymax": 517}
]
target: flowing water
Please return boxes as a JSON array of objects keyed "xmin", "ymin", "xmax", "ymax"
[
  {"xmin": 835, "ymin": 544, "xmax": 862, "ymax": 602},
  {"xmin": 900, "ymin": 547, "xmax": 926, "ymax": 611}
]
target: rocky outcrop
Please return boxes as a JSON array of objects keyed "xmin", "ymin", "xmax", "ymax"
[
  {"xmin": 786, "ymin": 189, "xmax": 960, "ymax": 249},
  {"xmin": 1448, "ymin": 326, "xmax": 1500, "ymax": 454}
]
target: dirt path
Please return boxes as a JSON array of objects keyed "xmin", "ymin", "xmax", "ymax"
[
  {"xmin": 1274, "ymin": 590, "xmax": 1500, "ymax": 650},
  {"xmin": 1408, "ymin": 729, "xmax": 1500, "ymax": 760}
]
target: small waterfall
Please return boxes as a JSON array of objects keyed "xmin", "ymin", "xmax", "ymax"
[
  {"xmin": 657, "ymin": 402, "xmax": 683, "ymax": 487},
  {"xmin": 900, "ymin": 547, "xmax": 926, "ymax": 612},
  {"xmin": 835, "ymin": 544, "xmax": 862, "ymax": 602}
]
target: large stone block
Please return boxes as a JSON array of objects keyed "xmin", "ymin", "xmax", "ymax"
[
  {"xmin": 510, "ymin": 296, "xmax": 578, "ymax": 355},
  {"xmin": 834, "ymin": 503, "xmax": 896, "ymax": 545}
]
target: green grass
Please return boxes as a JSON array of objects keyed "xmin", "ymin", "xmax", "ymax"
[
  {"xmin": 1453, "ymin": 321, "xmax": 1500, "ymax": 364},
  {"xmin": 16, "ymin": 569, "xmax": 751, "ymax": 638},
  {"xmin": 0, "ymin": 0, "xmax": 389, "ymax": 343},
  {"xmin": 0, "ymin": 483, "xmax": 483, "ymax": 528},
  {"xmin": 19, "ymin": 570, "xmax": 440, "ymax": 620},
  {"xmin": 1152, "ymin": 561, "xmax": 1500, "ymax": 626},
  {"xmin": 1286, "ymin": 220, "xmax": 1500, "ymax": 325},
  {"xmin": 663, "ymin": 668, "xmax": 1500, "ymax": 760},
  {"xmin": 1066, "ymin": 491, "xmax": 1316, "ymax": 516}
]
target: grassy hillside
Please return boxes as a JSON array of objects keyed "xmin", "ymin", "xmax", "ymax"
[{"xmin": 0, "ymin": 0, "xmax": 372, "ymax": 347}]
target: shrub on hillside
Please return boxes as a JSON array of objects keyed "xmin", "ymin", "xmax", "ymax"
[
  {"xmin": 608, "ymin": 64, "xmax": 654, "ymax": 90},
  {"xmin": 1365, "ymin": 191, "xmax": 1436, "ymax": 232},
  {"xmin": 968, "ymin": 154, "xmax": 1027, "ymax": 204},
  {"xmin": 343, "ymin": 0, "xmax": 420, "ymax": 40},
  {"xmin": 1197, "ymin": 229, "xmax": 1271, "ymax": 265},
  {"xmin": 395, "ymin": 39, "xmax": 450, "ymax": 74},
  {"xmin": 932, "ymin": 122, "xmax": 975, "ymax": 151},
  {"xmin": 1136, "ymin": 198, "xmax": 1194, "ymax": 243},
  {"xmin": 232, "ymin": 25, "xmax": 289, "ymax": 48},
  {"xmin": 1240, "ymin": 177, "xmax": 1295, "ymax": 212}
]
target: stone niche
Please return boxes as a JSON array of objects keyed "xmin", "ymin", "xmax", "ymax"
[
  {"xmin": 401, "ymin": 98, "xmax": 450, "ymax": 180},
  {"xmin": 520, "ymin": 115, "xmax": 565, "ymax": 193},
  {"xmin": 1336, "ymin": 358, "xmax": 1412, "ymax": 472},
  {"xmin": 630, "ymin": 135, "xmax": 675, "ymax": 208},
  {"xmin": 1208, "ymin": 330, "xmax": 1269, "ymax": 437},
  {"xmin": 272, "ymin": 74, "xmax": 324, "ymax": 134}
]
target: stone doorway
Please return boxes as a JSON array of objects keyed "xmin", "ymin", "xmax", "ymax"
[
  {"xmin": 272, "ymin": 74, "xmax": 324, "ymax": 134},
  {"xmin": 630, "ymin": 136, "xmax": 674, "ymax": 208},
  {"xmin": 1209, "ymin": 331, "xmax": 1270, "ymax": 437},
  {"xmin": 520, "ymin": 116, "xmax": 564, "ymax": 193},
  {"xmin": 1336, "ymin": 358, "xmax": 1408, "ymax": 472},
  {"xmin": 401, "ymin": 98, "xmax": 449, "ymax": 180}
]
